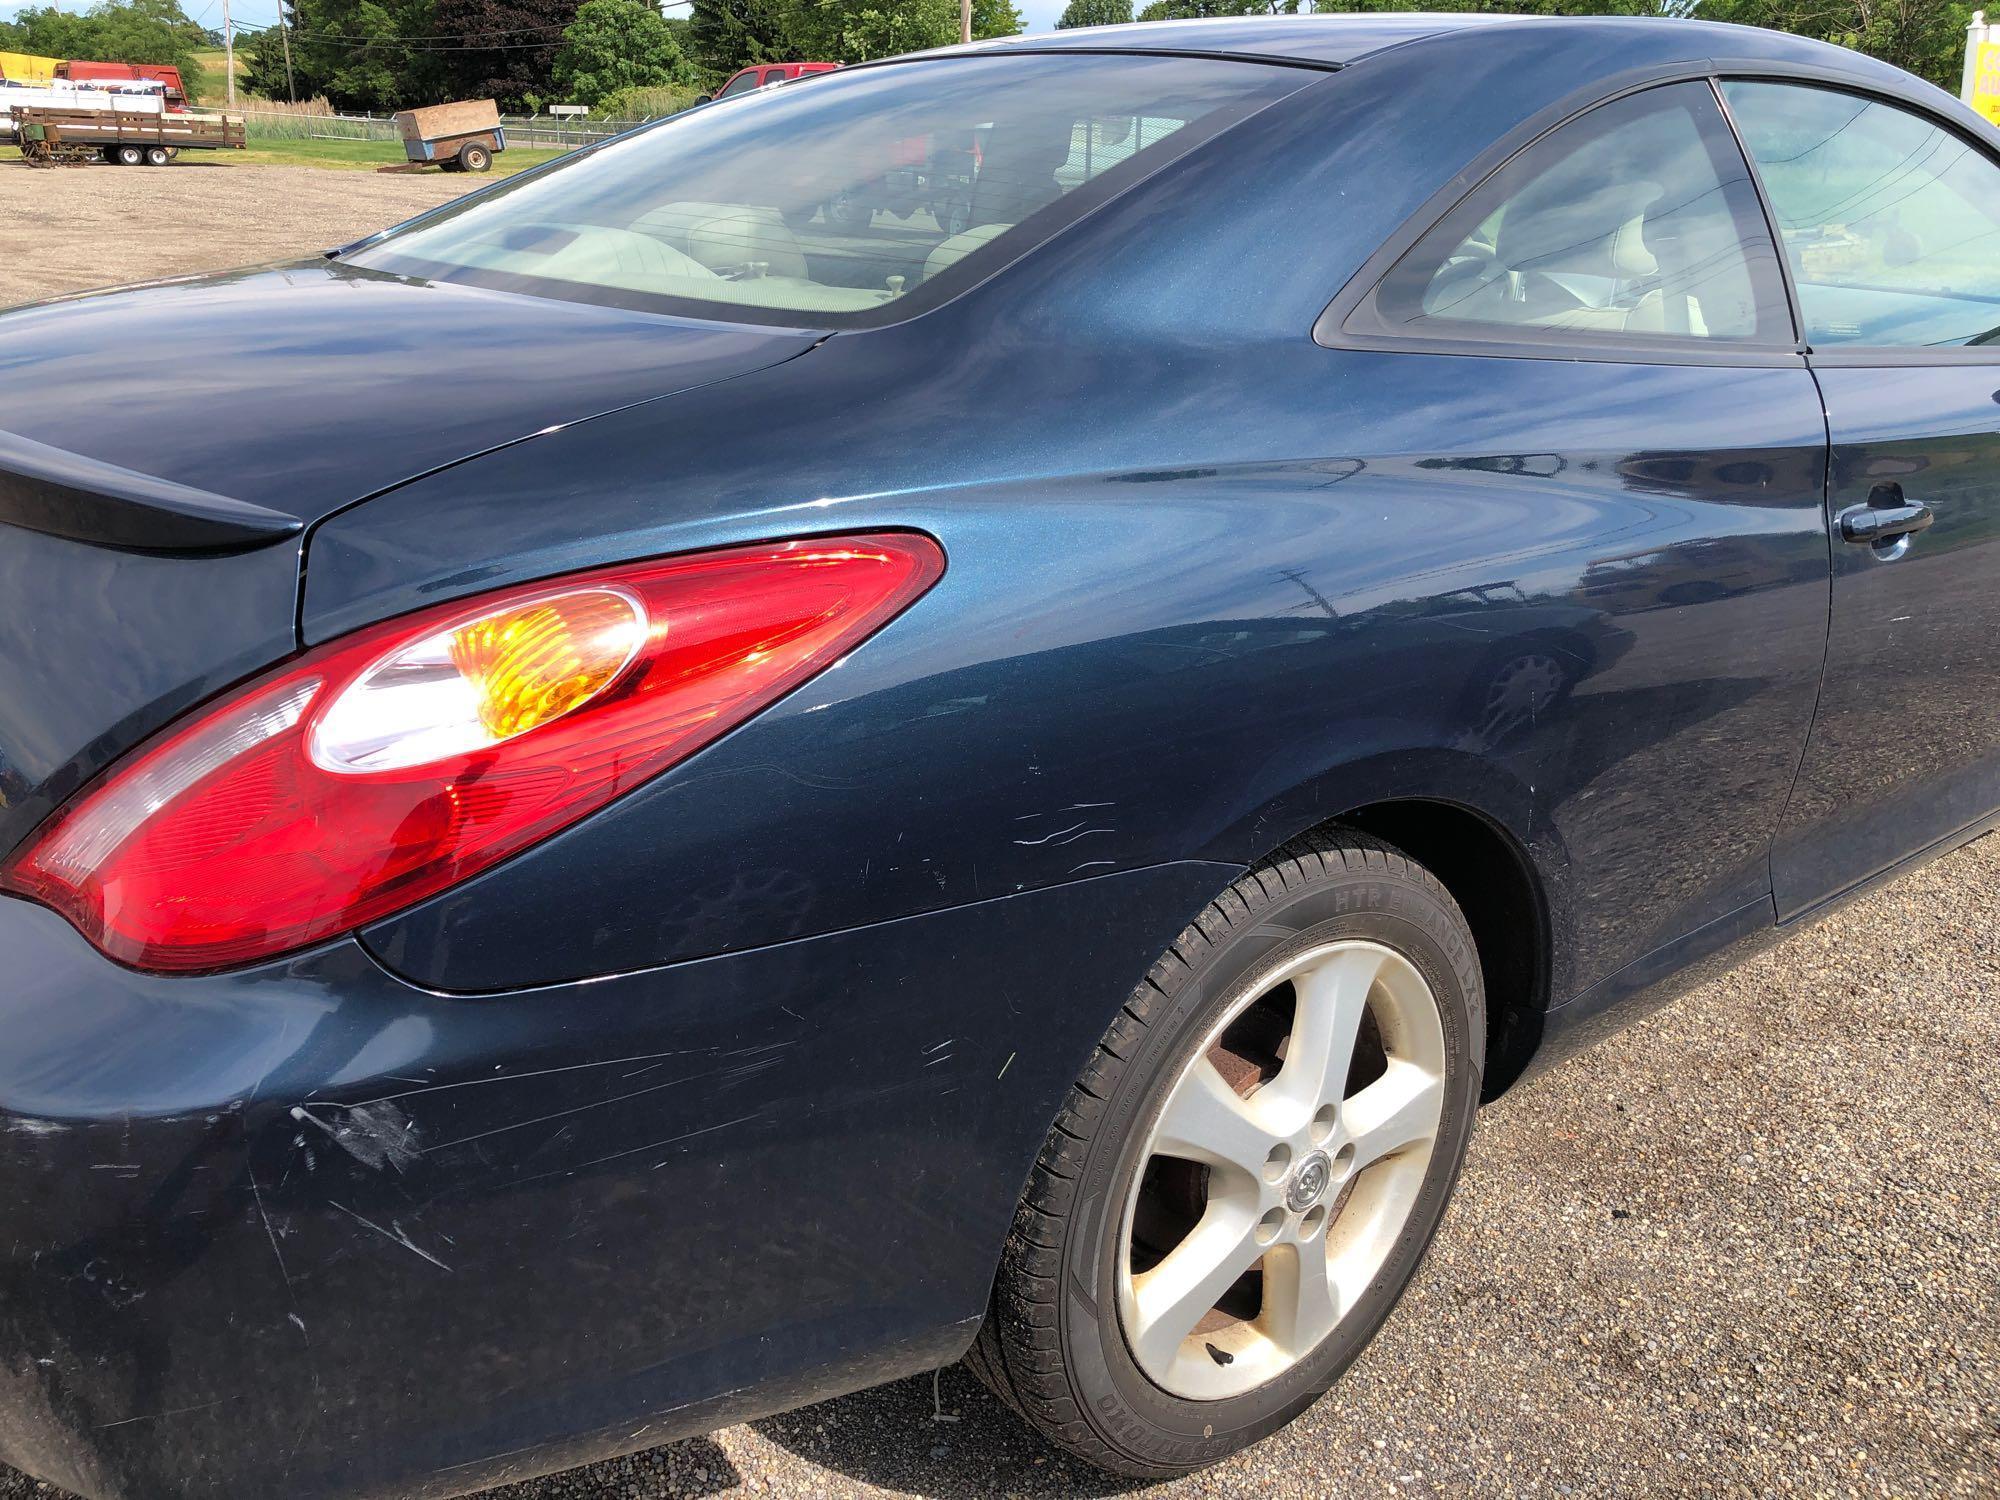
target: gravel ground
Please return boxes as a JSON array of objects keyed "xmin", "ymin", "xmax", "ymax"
[
  {"xmin": 0, "ymin": 160, "xmax": 472, "ymax": 306},
  {"xmin": 0, "ymin": 162, "xmax": 1995, "ymax": 1500}
]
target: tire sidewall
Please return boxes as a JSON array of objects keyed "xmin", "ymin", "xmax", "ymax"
[{"xmin": 1060, "ymin": 864, "xmax": 1484, "ymax": 1470}]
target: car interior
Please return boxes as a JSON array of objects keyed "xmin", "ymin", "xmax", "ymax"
[
  {"xmin": 1413, "ymin": 94, "xmax": 1764, "ymax": 341},
  {"xmin": 412, "ymin": 107, "xmax": 1193, "ymax": 314}
]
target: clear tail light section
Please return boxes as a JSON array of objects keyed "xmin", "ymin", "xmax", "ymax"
[{"xmin": 0, "ymin": 533, "xmax": 944, "ymax": 974}]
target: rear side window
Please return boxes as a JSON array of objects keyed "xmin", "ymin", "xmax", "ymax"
[
  {"xmin": 1346, "ymin": 82, "xmax": 1793, "ymax": 351},
  {"xmin": 349, "ymin": 55, "xmax": 1306, "ymax": 327},
  {"xmin": 1722, "ymin": 82, "xmax": 2000, "ymax": 349}
]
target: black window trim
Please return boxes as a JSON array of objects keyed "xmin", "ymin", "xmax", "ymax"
[
  {"xmin": 1715, "ymin": 72, "xmax": 2000, "ymax": 369},
  {"xmin": 1313, "ymin": 55, "xmax": 2000, "ymax": 369}
]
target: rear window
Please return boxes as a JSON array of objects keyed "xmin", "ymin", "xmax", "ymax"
[{"xmin": 347, "ymin": 54, "xmax": 1306, "ymax": 327}]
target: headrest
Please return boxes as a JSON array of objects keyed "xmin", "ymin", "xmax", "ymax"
[
  {"xmin": 925, "ymin": 223, "xmax": 1012, "ymax": 281},
  {"xmin": 1494, "ymin": 179, "xmax": 1663, "ymax": 280},
  {"xmin": 971, "ymin": 126, "xmax": 1074, "ymax": 227},
  {"xmin": 633, "ymin": 202, "xmax": 808, "ymax": 281}
]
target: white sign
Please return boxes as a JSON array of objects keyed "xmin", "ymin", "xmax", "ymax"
[{"xmin": 548, "ymin": 104, "xmax": 589, "ymax": 117}]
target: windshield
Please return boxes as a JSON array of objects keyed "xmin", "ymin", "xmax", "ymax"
[{"xmin": 347, "ymin": 54, "xmax": 1307, "ymax": 326}]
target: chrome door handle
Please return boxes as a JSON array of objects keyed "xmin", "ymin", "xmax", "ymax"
[{"xmin": 1839, "ymin": 500, "xmax": 1933, "ymax": 544}]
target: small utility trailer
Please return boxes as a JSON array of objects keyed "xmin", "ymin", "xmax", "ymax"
[
  {"xmin": 10, "ymin": 106, "xmax": 245, "ymax": 167},
  {"xmin": 381, "ymin": 99, "xmax": 505, "ymax": 174}
]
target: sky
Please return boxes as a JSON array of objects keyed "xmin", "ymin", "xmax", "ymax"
[{"xmin": 1, "ymin": 0, "xmax": 1072, "ymax": 37}]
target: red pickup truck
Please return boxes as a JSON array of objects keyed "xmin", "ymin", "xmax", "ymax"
[{"xmin": 705, "ymin": 61, "xmax": 838, "ymax": 102}]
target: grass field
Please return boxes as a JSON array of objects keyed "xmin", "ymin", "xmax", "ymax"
[{"xmin": 188, "ymin": 46, "xmax": 244, "ymax": 105}]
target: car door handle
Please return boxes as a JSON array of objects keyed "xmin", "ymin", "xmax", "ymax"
[{"xmin": 1838, "ymin": 500, "xmax": 1934, "ymax": 544}]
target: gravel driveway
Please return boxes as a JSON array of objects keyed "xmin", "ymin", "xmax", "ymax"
[{"xmin": 1, "ymin": 161, "xmax": 1995, "ymax": 1500}]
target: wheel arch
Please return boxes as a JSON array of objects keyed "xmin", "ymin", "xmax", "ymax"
[{"xmin": 1200, "ymin": 749, "xmax": 1561, "ymax": 1099}]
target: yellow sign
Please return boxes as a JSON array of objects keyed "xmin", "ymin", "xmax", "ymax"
[
  {"xmin": 0, "ymin": 51, "xmax": 62, "ymax": 84},
  {"xmin": 1976, "ymin": 41, "xmax": 2000, "ymax": 128}
]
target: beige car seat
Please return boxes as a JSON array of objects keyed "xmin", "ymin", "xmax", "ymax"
[{"xmin": 633, "ymin": 202, "xmax": 811, "ymax": 280}]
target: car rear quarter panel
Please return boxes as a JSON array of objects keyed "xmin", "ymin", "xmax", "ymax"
[
  {"xmin": 305, "ymin": 30, "xmax": 1832, "ymax": 1011},
  {"xmin": 0, "ymin": 858, "xmax": 1230, "ymax": 1499}
]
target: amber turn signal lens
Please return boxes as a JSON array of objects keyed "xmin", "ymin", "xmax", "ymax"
[
  {"xmin": 449, "ymin": 589, "xmax": 648, "ymax": 741},
  {"xmin": 307, "ymin": 585, "xmax": 649, "ymax": 775}
]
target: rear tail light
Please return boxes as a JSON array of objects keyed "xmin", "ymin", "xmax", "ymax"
[{"xmin": 0, "ymin": 533, "xmax": 943, "ymax": 974}]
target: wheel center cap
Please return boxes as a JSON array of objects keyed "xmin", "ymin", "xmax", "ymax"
[{"xmin": 1286, "ymin": 1150, "xmax": 1333, "ymax": 1212}]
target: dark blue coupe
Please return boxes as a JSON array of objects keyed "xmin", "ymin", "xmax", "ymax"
[{"xmin": 1, "ymin": 14, "xmax": 1996, "ymax": 1496}]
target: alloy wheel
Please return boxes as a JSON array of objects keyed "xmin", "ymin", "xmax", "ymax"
[{"xmin": 1116, "ymin": 940, "xmax": 1447, "ymax": 1400}]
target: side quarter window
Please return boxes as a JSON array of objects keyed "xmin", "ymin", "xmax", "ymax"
[
  {"xmin": 1721, "ymin": 81, "xmax": 2000, "ymax": 350},
  {"xmin": 1345, "ymin": 81, "xmax": 1793, "ymax": 351}
]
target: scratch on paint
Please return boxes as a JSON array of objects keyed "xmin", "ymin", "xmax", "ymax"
[
  {"xmin": 1012, "ymin": 820, "xmax": 1089, "ymax": 846},
  {"xmin": 248, "ymin": 1168, "xmax": 294, "ymax": 1291},
  {"xmin": 328, "ymin": 1201, "xmax": 452, "ymax": 1272},
  {"xmin": 95, "ymin": 1399, "xmax": 227, "ymax": 1431},
  {"xmin": 511, "ymin": 1111, "xmax": 768, "ymax": 1188},
  {"xmin": 291, "ymin": 1101, "xmax": 420, "ymax": 1173},
  {"xmin": 996, "ymin": 1052, "xmax": 1015, "ymax": 1080},
  {"xmin": 334, "ymin": 1049, "xmax": 703, "ymax": 1110}
]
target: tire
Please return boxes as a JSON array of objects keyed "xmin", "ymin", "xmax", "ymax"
[
  {"xmin": 114, "ymin": 145, "xmax": 144, "ymax": 167},
  {"xmin": 934, "ymin": 194, "xmax": 972, "ymax": 238},
  {"xmin": 968, "ymin": 831, "xmax": 1484, "ymax": 1476},
  {"xmin": 457, "ymin": 142, "xmax": 491, "ymax": 173},
  {"xmin": 825, "ymin": 188, "xmax": 871, "ymax": 231},
  {"xmin": 144, "ymin": 146, "xmax": 170, "ymax": 167}
]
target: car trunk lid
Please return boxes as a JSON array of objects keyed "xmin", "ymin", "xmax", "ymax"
[{"xmin": 0, "ymin": 264, "xmax": 819, "ymax": 864}]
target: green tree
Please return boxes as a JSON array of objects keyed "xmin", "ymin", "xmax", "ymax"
[
  {"xmin": 827, "ymin": 0, "xmax": 959, "ymax": 57},
  {"xmin": 973, "ymin": 0, "xmax": 1027, "ymax": 36},
  {"xmin": 552, "ymin": 0, "xmax": 698, "ymax": 105},
  {"xmin": 240, "ymin": 22, "xmax": 297, "ymax": 100},
  {"xmin": 1700, "ymin": 0, "xmax": 1972, "ymax": 89},
  {"xmin": 9, "ymin": 5, "xmax": 109, "ymax": 62},
  {"xmin": 248, "ymin": 0, "xmax": 435, "ymax": 111},
  {"xmin": 595, "ymin": 79, "xmax": 705, "ymax": 118},
  {"xmin": 430, "ymin": 0, "xmax": 579, "ymax": 110},
  {"xmin": 685, "ymin": 0, "xmax": 796, "ymax": 82},
  {"xmin": 1057, "ymin": 0, "xmax": 1132, "ymax": 25}
]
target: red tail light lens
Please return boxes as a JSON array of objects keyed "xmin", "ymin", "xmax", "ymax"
[{"xmin": 0, "ymin": 533, "xmax": 943, "ymax": 974}]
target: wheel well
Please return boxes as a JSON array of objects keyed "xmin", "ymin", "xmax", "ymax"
[{"xmin": 1326, "ymin": 800, "xmax": 1548, "ymax": 1099}]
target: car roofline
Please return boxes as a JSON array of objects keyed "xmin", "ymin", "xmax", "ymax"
[
  {"xmin": 835, "ymin": 45, "xmax": 1345, "ymax": 76},
  {"xmin": 876, "ymin": 14, "xmax": 1913, "ymax": 74}
]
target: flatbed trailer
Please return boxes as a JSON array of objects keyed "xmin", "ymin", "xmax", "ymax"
[{"xmin": 9, "ymin": 106, "xmax": 245, "ymax": 167}]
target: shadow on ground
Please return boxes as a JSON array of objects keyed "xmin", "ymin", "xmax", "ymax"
[{"xmin": 746, "ymin": 1363, "xmax": 1146, "ymax": 1498}]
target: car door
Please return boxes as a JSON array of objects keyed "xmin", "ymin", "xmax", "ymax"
[
  {"xmin": 1317, "ymin": 78, "xmax": 1834, "ymax": 995},
  {"xmin": 1721, "ymin": 81, "xmax": 2000, "ymax": 918}
]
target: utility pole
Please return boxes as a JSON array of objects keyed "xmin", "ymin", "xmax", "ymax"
[
  {"xmin": 960, "ymin": 0, "xmax": 972, "ymax": 45},
  {"xmin": 281, "ymin": 4, "xmax": 296, "ymax": 104},
  {"xmin": 222, "ymin": 0, "xmax": 235, "ymax": 106}
]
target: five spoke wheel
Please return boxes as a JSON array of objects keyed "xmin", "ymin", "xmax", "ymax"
[{"xmin": 1117, "ymin": 940, "xmax": 1447, "ymax": 1400}]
